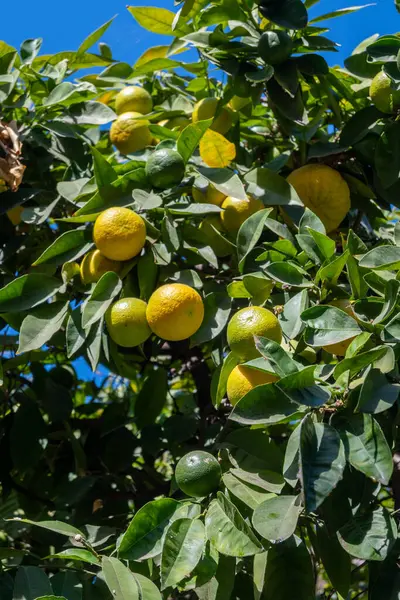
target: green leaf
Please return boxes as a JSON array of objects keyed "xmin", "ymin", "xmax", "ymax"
[
  {"xmin": 338, "ymin": 507, "xmax": 397, "ymax": 561},
  {"xmin": 18, "ymin": 301, "xmax": 69, "ymax": 354},
  {"xmin": 357, "ymin": 367, "xmax": 400, "ymax": 413},
  {"xmin": 244, "ymin": 168, "xmax": 302, "ymax": 206},
  {"xmin": 85, "ymin": 317, "xmax": 104, "ymax": 372},
  {"xmin": 33, "ymin": 230, "xmax": 92, "ymax": 266},
  {"xmin": 222, "ymin": 472, "xmax": 274, "ymax": 510},
  {"xmin": 340, "ymin": 105, "xmax": 383, "ymax": 146},
  {"xmin": 264, "ymin": 261, "xmax": 312, "ymax": 288},
  {"xmin": 102, "ymin": 557, "xmax": 140, "ymax": 600},
  {"xmin": 177, "ymin": 119, "xmax": 212, "ymax": 163},
  {"xmin": 66, "ymin": 306, "xmax": 85, "ymax": 358},
  {"xmin": 302, "ymin": 305, "xmax": 361, "ymax": 347},
  {"xmin": 134, "ymin": 574, "xmax": 162, "ymax": 600},
  {"xmin": 92, "ymin": 146, "xmax": 118, "ymax": 190},
  {"xmin": 310, "ymin": 4, "xmax": 374, "ymax": 24},
  {"xmin": 252, "ymin": 495, "xmax": 301, "ymax": 543},
  {"xmin": 237, "ymin": 208, "xmax": 272, "ymax": 265},
  {"xmin": 197, "ymin": 167, "xmax": 247, "ymax": 200},
  {"xmin": 62, "ymin": 101, "xmax": 117, "ymax": 125},
  {"xmin": 77, "ymin": 17, "xmax": 115, "ymax": 55},
  {"xmin": 375, "ymin": 122, "xmax": 400, "ymax": 189},
  {"xmin": 278, "ymin": 367, "xmax": 330, "ymax": 408},
  {"xmin": 8, "ymin": 518, "xmax": 84, "ymax": 538},
  {"xmin": 315, "ymin": 524, "xmax": 351, "ymax": 599},
  {"xmin": 283, "ymin": 425, "xmax": 301, "ymax": 487},
  {"xmin": 13, "ymin": 567, "xmax": 52, "ymax": 600},
  {"xmin": 135, "ymin": 367, "xmax": 168, "ymax": 429},
  {"xmin": 230, "ymin": 383, "xmax": 303, "ymax": 426},
  {"xmin": 168, "ymin": 203, "xmax": 222, "ymax": 216},
  {"xmin": 50, "ymin": 572, "xmax": 82, "ymax": 600},
  {"xmin": 300, "ymin": 415, "xmax": 345, "ymax": 513},
  {"xmin": 0, "ymin": 275, "xmax": 62, "ymax": 313},
  {"xmin": 138, "ymin": 251, "xmax": 159, "ymax": 301},
  {"xmin": 255, "ymin": 337, "xmax": 299, "ymax": 377},
  {"xmin": 318, "ymin": 250, "xmax": 349, "ymax": 284},
  {"xmin": 333, "ymin": 413, "xmax": 393, "ymax": 485},
  {"xmin": 333, "ymin": 346, "xmax": 387, "ymax": 380},
  {"xmin": 118, "ymin": 498, "xmax": 179, "ymax": 560},
  {"xmin": 214, "ymin": 351, "xmax": 239, "ymax": 408},
  {"xmin": 191, "ymin": 292, "xmax": 231, "ymax": 346},
  {"xmin": 261, "ymin": 536, "xmax": 315, "ymax": 600},
  {"xmin": 205, "ymin": 492, "xmax": 262, "ymax": 557},
  {"xmin": 50, "ymin": 549, "xmax": 100, "ymax": 565},
  {"xmin": 359, "ymin": 245, "xmax": 400, "ymax": 270},
  {"xmin": 161, "ymin": 518, "xmax": 205, "ymax": 590},
  {"xmin": 195, "ymin": 555, "xmax": 235, "ymax": 600},
  {"xmin": 279, "ymin": 290, "xmax": 309, "ymax": 339},
  {"xmin": 81, "ymin": 272, "xmax": 122, "ymax": 329},
  {"xmin": 127, "ymin": 6, "xmax": 176, "ymax": 35}
]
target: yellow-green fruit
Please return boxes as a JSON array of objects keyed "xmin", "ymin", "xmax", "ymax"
[
  {"xmin": 192, "ymin": 182, "xmax": 226, "ymax": 206},
  {"xmin": 227, "ymin": 365, "xmax": 278, "ymax": 406},
  {"xmin": 110, "ymin": 112, "xmax": 152, "ymax": 154},
  {"xmin": 7, "ymin": 206, "xmax": 23, "ymax": 225},
  {"xmin": 93, "ymin": 207, "xmax": 146, "ymax": 261},
  {"xmin": 175, "ymin": 451, "xmax": 221, "ymax": 497},
  {"xmin": 221, "ymin": 196, "xmax": 264, "ymax": 233},
  {"xmin": 322, "ymin": 337, "xmax": 355, "ymax": 357},
  {"xmin": 192, "ymin": 98, "xmax": 234, "ymax": 135},
  {"xmin": 80, "ymin": 250, "xmax": 121, "ymax": 284},
  {"xmin": 105, "ymin": 298, "xmax": 152, "ymax": 347},
  {"xmin": 227, "ymin": 306, "xmax": 282, "ymax": 361},
  {"xmin": 287, "ymin": 164, "xmax": 350, "ymax": 233},
  {"xmin": 0, "ymin": 178, "xmax": 7, "ymax": 193},
  {"xmin": 370, "ymin": 71, "xmax": 400, "ymax": 114},
  {"xmin": 158, "ymin": 116, "xmax": 190, "ymax": 131},
  {"xmin": 146, "ymin": 149, "xmax": 185, "ymax": 190},
  {"xmin": 115, "ymin": 86, "xmax": 153, "ymax": 115},
  {"xmin": 199, "ymin": 216, "xmax": 233, "ymax": 257},
  {"xmin": 147, "ymin": 283, "xmax": 204, "ymax": 341}
]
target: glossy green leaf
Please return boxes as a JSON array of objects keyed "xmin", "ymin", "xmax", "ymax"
[
  {"xmin": 338, "ymin": 507, "xmax": 397, "ymax": 561},
  {"xmin": 264, "ymin": 261, "xmax": 312, "ymax": 288},
  {"xmin": 0, "ymin": 274, "xmax": 62, "ymax": 313},
  {"xmin": 359, "ymin": 245, "xmax": 400, "ymax": 270},
  {"xmin": 118, "ymin": 498, "xmax": 179, "ymax": 560},
  {"xmin": 315, "ymin": 524, "xmax": 351, "ymax": 599},
  {"xmin": 252, "ymin": 495, "xmax": 301, "ymax": 543},
  {"xmin": 161, "ymin": 518, "xmax": 205, "ymax": 590},
  {"xmin": 205, "ymin": 492, "xmax": 262, "ymax": 557},
  {"xmin": 81, "ymin": 272, "xmax": 122, "ymax": 329},
  {"xmin": 177, "ymin": 119, "xmax": 212, "ymax": 163},
  {"xmin": 191, "ymin": 292, "xmax": 231, "ymax": 346},
  {"xmin": 13, "ymin": 567, "xmax": 52, "ymax": 600},
  {"xmin": 135, "ymin": 367, "xmax": 168, "ymax": 429},
  {"xmin": 237, "ymin": 209, "xmax": 272, "ymax": 264},
  {"xmin": 18, "ymin": 301, "xmax": 69, "ymax": 354},
  {"xmin": 197, "ymin": 167, "xmax": 247, "ymax": 200},
  {"xmin": 230, "ymin": 382, "xmax": 303, "ymax": 426},
  {"xmin": 244, "ymin": 168, "xmax": 302, "ymax": 206},
  {"xmin": 302, "ymin": 305, "xmax": 361, "ymax": 346},
  {"xmin": 357, "ymin": 367, "xmax": 400, "ymax": 413},
  {"xmin": 334, "ymin": 413, "xmax": 393, "ymax": 485},
  {"xmin": 49, "ymin": 549, "xmax": 100, "ymax": 565},
  {"xmin": 7, "ymin": 518, "xmax": 84, "ymax": 538},
  {"xmin": 279, "ymin": 290, "xmax": 309, "ymax": 339},
  {"xmin": 102, "ymin": 556, "xmax": 140, "ymax": 600},
  {"xmin": 77, "ymin": 17, "xmax": 115, "ymax": 55},
  {"xmin": 223, "ymin": 472, "xmax": 274, "ymax": 510},
  {"xmin": 300, "ymin": 415, "xmax": 346, "ymax": 513}
]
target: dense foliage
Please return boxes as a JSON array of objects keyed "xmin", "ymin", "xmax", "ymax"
[{"xmin": 0, "ymin": 0, "xmax": 400, "ymax": 598}]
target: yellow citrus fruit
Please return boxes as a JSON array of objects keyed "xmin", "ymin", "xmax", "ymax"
[
  {"xmin": 105, "ymin": 298, "xmax": 152, "ymax": 348},
  {"xmin": 115, "ymin": 86, "xmax": 153, "ymax": 115},
  {"xmin": 158, "ymin": 116, "xmax": 190, "ymax": 131},
  {"xmin": 220, "ymin": 196, "xmax": 264, "ymax": 233},
  {"xmin": 175, "ymin": 451, "xmax": 221, "ymax": 497},
  {"xmin": 192, "ymin": 98, "xmax": 234, "ymax": 135},
  {"xmin": 110, "ymin": 112, "xmax": 152, "ymax": 154},
  {"xmin": 370, "ymin": 71, "xmax": 400, "ymax": 114},
  {"xmin": 0, "ymin": 178, "xmax": 7, "ymax": 193},
  {"xmin": 93, "ymin": 207, "xmax": 146, "ymax": 261},
  {"xmin": 227, "ymin": 306, "xmax": 282, "ymax": 361},
  {"xmin": 80, "ymin": 250, "xmax": 121, "ymax": 284},
  {"xmin": 287, "ymin": 164, "xmax": 351, "ymax": 233},
  {"xmin": 146, "ymin": 283, "xmax": 204, "ymax": 341},
  {"xmin": 227, "ymin": 365, "xmax": 278, "ymax": 406},
  {"xmin": 199, "ymin": 215, "xmax": 233, "ymax": 257},
  {"xmin": 327, "ymin": 298, "xmax": 354, "ymax": 317},
  {"xmin": 322, "ymin": 337, "xmax": 355, "ymax": 357},
  {"xmin": 192, "ymin": 181, "xmax": 226, "ymax": 206},
  {"xmin": 7, "ymin": 206, "xmax": 23, "ymax": 225}
]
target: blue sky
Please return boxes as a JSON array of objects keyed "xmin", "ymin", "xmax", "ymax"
[{"xmin": 1, "ymin": 1, "xmax": 398, "ymax": 68}]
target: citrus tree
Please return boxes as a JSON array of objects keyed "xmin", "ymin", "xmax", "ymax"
[{"xmin": 0, "ymin": 0, "xmax": 400, "ymax": 598}]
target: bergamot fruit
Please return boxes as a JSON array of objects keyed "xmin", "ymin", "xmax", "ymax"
[
  {"xmin": 93, "ymin": 207, "xmax": 146, "ymax": 261},
  {"xmin": 110, "ymin": 112, "xmax": 152, "ymax": 154},
  {"xmin": 175, "ymin": 450, "xmax": 221, "ymax": 497},
  {"xmin": 105, "ymin": 298, "xmax": 152, "ymax": 347},
  {"xmin": 227, "ymin": 306, "xmax": 282, "ymax": 361}
]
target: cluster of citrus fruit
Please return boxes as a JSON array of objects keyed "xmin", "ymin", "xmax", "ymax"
[{"xmin": 79, "ymin": 206, "xmax": 204, "ymax": 347}]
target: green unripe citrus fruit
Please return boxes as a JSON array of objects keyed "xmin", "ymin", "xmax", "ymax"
[
  {"xmin": 175, "ymin": 450, "xmax": 221, "ymax": 497},
  {"xmin": 146, "ymin": 148, "xmax": 185, "ymax": 189},
  {"xmin": 258, "ymin": 31, "xmax": 293, "ymax": 65},
  {"xmin": 105, "ymin": 298, "xmax": 152, "ymax": 348},
  {"xmin": 115, "ymin": 86, "xmax": 153, "ymax": 115},
  {"xmin": 227, "ymin": 306, "xmax": 282, "ymax": 361},
  {"xmin": 369, "ymin": 71, "xmax": 400, "ymax": 114},
  {"xmin": 110, "ymin": 112, "xmax": 152, "ymax": 154}
]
